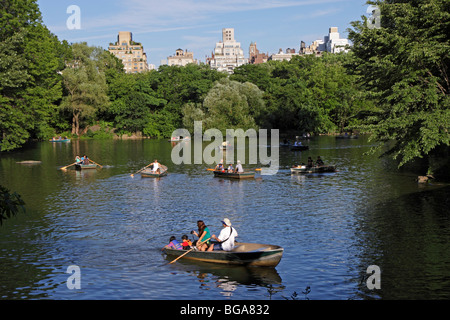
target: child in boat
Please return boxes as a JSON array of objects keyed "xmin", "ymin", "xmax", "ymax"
[
  {"xmin": 181, "ymin": 235, "xmax": 193, "ymax": 250},
  {"xmin": 227, "ymin": 164, "xmax": 234, "ymax": 173},
  {"xmin": 163, "ymin": 236, "xmax": 182, "ymax": 250}
]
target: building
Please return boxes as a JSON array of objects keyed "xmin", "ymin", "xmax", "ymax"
[
  {"xmin": 167, "ymin": 49, "xmax": 198, "ymax": 66},
  {"xmin": 207, "ymin": 28, "xmax": 248, "ymax": 73},
  {"xmin": 249, "ymin": 42, "xmax": 268, "ymax": 64},
  {"xmin": 108, "ymin": 31, "xmax": 150, "ymax": 73},
  {"xmin": 269, "ymin": 48, "xmax": 299, "ymax": 62},
  {"xmin": 299, "ymin": 40, "xmax": 324, "ymax": 56},
  {"xmin": 324, "ymin": 27, "xmax": 350, "ymax": 53}
]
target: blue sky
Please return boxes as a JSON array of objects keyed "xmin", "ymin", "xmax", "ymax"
[{"xmin": 37, "ymin": 0, "xmax": 371, "ymax": 67}]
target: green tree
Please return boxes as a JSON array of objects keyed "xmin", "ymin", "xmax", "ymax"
[
  {"xmin": 0, "ymin": 0, "xmax": 68, "ymax": 151},
  {"xmin": 348, "ymin": 0, "xmax": 450, "ymax": 171},
  {"xmin": 201, "ymin": 78, "xmax": 264, "ymax": 133},
  {"xmin": 60, "ymin": 43, "xmax": 109, "ymax": 135},
  {"xmin": 0, "ymin": 185, "xmax": 25, "ymax": 226}
]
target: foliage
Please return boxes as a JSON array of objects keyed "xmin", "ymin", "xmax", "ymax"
[
  {"xmin": 0, "ymin": 0, "xmax": 68, "ymax": 151},
  {"xmin": 0, "ymin": 185, "xmax": 25, "ymax": 226},
  {"xmin": 348, "ymin": 0, "xmax": 450, "ymax": 168},
  {"xmin": 60, "ymin": 42, "xmax": 110, "ymax": 135}
]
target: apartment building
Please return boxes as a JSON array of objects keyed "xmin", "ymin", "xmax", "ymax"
[
  {"xmin": 167, "ymin": 49, "xmax": 198, "ymax": 66},
  {"xmin": 207, "ymin": 28, "xmax": 248, "ymax": 73},
  {"xmin": 108, "ymin": 31, "xmax": 150, "ymax": 73}
]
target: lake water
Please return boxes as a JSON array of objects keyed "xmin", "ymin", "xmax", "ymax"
[{"xmin": 0, "ymin": 136, "xmax": 449, "ymax": 300}]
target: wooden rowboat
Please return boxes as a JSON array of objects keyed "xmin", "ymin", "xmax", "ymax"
[
  {"xmin": 141, "ymin": 168, "xmax": 168, "ymax": 178},
  {"xmin": 290, "ymin": 145, "xmax": 309, "ymax": 151},
  {"xmin": 141, "ymin": 165, "xmax": 168, "ymax": 178},
  {"xmin": 75, "ymin": 163, "xmax": 98, "ymax": 170},
  {"xmin": 163, "ymin": 242, "xmax": 284, "ymax": 267},
  {"xmin": 213, "ymin": 170, "xmax": 255, "ymax": 179},
  {"xmin": 290, "ymin": 165, "xmax": 337, "ymax": 174}
]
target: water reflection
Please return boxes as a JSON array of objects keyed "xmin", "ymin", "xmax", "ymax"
[{"xmin": 163, "ymin": 257, "xmax": 285, "ymax": 298}]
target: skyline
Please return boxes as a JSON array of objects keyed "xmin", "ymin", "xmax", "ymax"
[{"xmin": 37, "ymin": 0, "xmax": 371, "ymax": 66}]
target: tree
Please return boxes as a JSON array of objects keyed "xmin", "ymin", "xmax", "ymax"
[
  {"xmin": 201, "ymin": 78, "xmax": 264, "ymax": 133},
  {"xmin": 0, "ymin": 0, "xmax": 68, "ymax": 151},
  {"xmin": 348, "ymin": 0, "xmax": 450, "ymax": 172},
  {"xmin": 0, "ymin": 185, "xmax": 25, "ymax": 226},
  {"xmin": 60, "ymin": 43, "xmax": 109, "ymax": 135}
]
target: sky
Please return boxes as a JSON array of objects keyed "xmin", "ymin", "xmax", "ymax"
[{"xmin": 37, "ymin": 0, "xmax": 371, "ymax": 67}]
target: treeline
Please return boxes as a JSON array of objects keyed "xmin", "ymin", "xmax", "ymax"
[{"xmin": 1, "ymin": 1, "xmax": 370, "ymax": 153}]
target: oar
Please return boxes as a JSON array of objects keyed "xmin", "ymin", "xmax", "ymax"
[
  {"xmin": 206, "ymin": 168, "xmax": 215, "ymax": 171},
  {"xmin": 169, "ymin": 238, "xmax": 211, "ymax": 264},
  {"xmin": 60, "ymin": 162, "xmax": 77, "ymax": 171},
  {"xmin": 131, "ymin": 163, "xmax": 153, "ymax": 177},
  {"xmin": 88, "ymin": 159, "xmax": 103, "ymax": 168}
]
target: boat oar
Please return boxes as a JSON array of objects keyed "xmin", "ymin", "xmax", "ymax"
[
  {"xmin": 169, "ymin": 238, "xmax": 211, "ymax": 264},
  {"xmin": 60, "ymin": 162, "xmax": 77, "ymax": 171},
  {"xmin": 88, "ymin": 159, "xmax": 103, "ymax": 168},
  {"xmin": 131, "ymin": 163, "xmax": 153, "ymax": 177}
]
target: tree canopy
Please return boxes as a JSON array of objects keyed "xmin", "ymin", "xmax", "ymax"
[{"xmin": 348, "ymin": 0, "xmax": 450, "ymax": 172}]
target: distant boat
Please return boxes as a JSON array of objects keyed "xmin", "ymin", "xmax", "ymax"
[
  {"xmin": 290, "ymin": 165, "xmax": 337, "ymax": 174},
  {"xmin": 141, "ymin": 165, "xmax": 168, "ymax": 178},
  {"xmin": 290, "ymin": 145, "xmax": 309, "ymax": 151},
  {"xmin": 336, "ymin": 134, "xmax": 358, "ymax": 139},
  {"xmin": 49, "ymin": 138, "xmax": 70, "ymax": 143},
  {"xmin": 163, "ymin": 242, "xmax": 284, "ymax": 267},
  {"xmin": 213, "ymin": 170, "xmax": 255, "ymax": 179}
]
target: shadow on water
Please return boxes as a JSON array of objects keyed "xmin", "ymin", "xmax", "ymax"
[{"xmin": 355, "ymin": 185, "xmax": 450, "ymax": 300}]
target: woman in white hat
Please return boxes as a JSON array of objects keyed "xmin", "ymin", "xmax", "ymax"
[{"xmin": 211, "ymin": 218, "xmax": 238, "ymax": 251}]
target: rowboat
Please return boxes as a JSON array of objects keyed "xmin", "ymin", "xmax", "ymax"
[
  {"xmin": 290, "ymin": 165, "xmax": 337, "ymax": 174},
  {"xmin": 75, "ymin": 163, "xmax": 98, "ymax": 170},
  {"xmin": 213, "ymin": 170, "xmax": 255, "ymax": 179},
  {"xmin": 163, "ymin": 242, "xmax": 284, "ymax": 267},
  {"xmin": 49, "ymin": 139, "xmax": 71, "ymax": 143},
  {"xmin": 141, "ymin": 165, "xmax": 168, "ymax": 178},
  {"xmin": 141, "ymin": 168, "xmax": 168, "ymax": 178},
  {"xmin": 290, "ymin": 145, "xmax": 309, "ymax": 151}
]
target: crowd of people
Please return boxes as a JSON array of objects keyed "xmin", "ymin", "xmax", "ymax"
[{"xmin": 163, "ymin": 218, "xmax": 238, "ymax": 252}]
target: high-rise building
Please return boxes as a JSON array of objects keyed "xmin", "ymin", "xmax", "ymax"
[
  {"xmin": 207, "ymin": 28, "xmax": 248, "ymax": 73},
  {"xmin": 167, "ymin": 49, "xmax": 198, "ymax": 66},
  {"xmin": 325, "ymin": 27, "xmax": 350, "ymax": 53},
  {"xmin": 108, "ymin": 31, "xmax": 150, "ymax": 73}
]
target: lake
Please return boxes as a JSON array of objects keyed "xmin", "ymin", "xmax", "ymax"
[{"xmin": 1, "ymin": 136, "xmax": 449, "ymax": 300}]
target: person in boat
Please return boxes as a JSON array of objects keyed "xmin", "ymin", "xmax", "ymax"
[
  {"xmin": 83, "ymin": 155, "xmax": 89, "ymax": 165},
  {"xmin": 211, "ymin": 218, "xmax": 238, "ymax": 252},
  {"xmin": 234, "ymin": 160, "xmax": 244, "ymax": 173},
  {"xmin": 151, "ymin": 159, "xmax": 160, "ymax": 173},
  {"xmin": 192, "ymin": 220, "xmax": 213, "ymax": 252},
  {"xmin": 181, "ymin": 235, "xmax": 193, "ymax": 250},
  {"xmin": 316, "ymin": 156, "xmax": 324, "ymax": 166},
  {"xmin": 215, "ymin": 161, "xmax": 224, "ymax": 171},
  {"xmin": 227, "ymin": 163, "xmax": 234, "ymax": 173},
  {"xmin": 163, "ymin": 236, "xmax": 182, "ymax": 250},
  {"xmin": 307, "ymin": 157, "xmax": 314, "ymax": 167},
  {"xmin": 75, "ymin": 156, "xmax": 81, "ymax": 164}
]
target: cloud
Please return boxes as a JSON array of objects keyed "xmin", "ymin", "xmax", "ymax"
[{"xmin": 68, "ymin": 0, "xmax": 349, "ymax": 34}]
